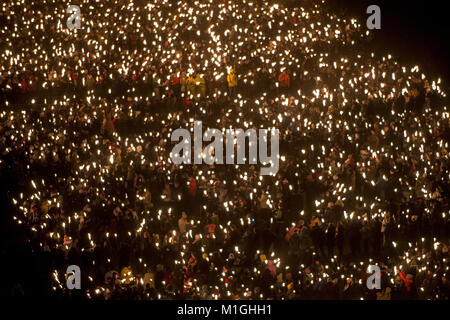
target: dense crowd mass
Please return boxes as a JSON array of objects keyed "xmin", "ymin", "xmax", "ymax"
[{"xmin": 1, "ymin": 0, "xmax": 449, "ymax": 300}]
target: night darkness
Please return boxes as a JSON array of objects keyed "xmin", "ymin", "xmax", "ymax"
[
  {"xmin": 328, "ymin": 0, "xmax": 450, "ymax": 88},
  {"xmin": 1, "ymin": 0, "xmax": 449, "ymax": 303}
]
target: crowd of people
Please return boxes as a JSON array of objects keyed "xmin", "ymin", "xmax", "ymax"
[{"xmin": 1, "ymin": 0, "xmax": 449, "ymax": 300}]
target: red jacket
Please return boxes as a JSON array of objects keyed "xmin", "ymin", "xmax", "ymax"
[
  {"xmin": 399, "ymin": 272, "xmax": 413, "ymax": 291},
  {"xmin": 188, "ymin": 178, "xmax": 197, "ymax": 196},
  {"xmin": 278, "ymin": 73, "xmax": 291, "ymax": 88}
]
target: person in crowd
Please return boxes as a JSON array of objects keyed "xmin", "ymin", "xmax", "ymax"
[{"xmin": 227, "ymin": 68, "xmax": 238, "ymax": 98}]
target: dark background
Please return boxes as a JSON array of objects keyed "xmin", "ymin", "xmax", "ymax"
[
  {"xmin": 2, "ymin": 0, "xmax": 450, "ymax": 299},
  {"xmin": 327, "ymin": 0, "xmax": 450, "ymax": 89}
]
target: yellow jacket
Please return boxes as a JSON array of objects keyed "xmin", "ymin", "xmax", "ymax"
[
  {"xmin": 227, "ymin": 70, "xmax": 237, "ymax": 87},
  {"xmin": 376, "ymin": 287, "xmax": 391, "ymax": 300},
  {"xmin": 120, "ymin": 266, "xmax": 134, "ymax": 285},
  {"xmin": 186, "ymin": 76, "xmax": 195, "ymax": 96},
  {"xmin": 194, "ymin": 74, "xmax": 206, "ymax": 98}
]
